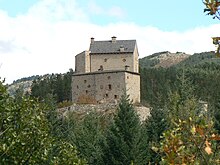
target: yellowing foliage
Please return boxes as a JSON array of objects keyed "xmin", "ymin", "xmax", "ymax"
[
  {"xmin": 212, "ymin": 37, "xmax": 220, "ymax": 57},
  {"xmin": 204, "ymin": 0, "xmax": 220, "ymax": 19},
  {"xmin": 160, "ymin": 118, "xmax": 220, "ymax": 164}
]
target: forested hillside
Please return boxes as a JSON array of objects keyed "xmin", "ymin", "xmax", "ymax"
[
  {"xmin": 8, "ymin": 51, "xmax": 220, "ymax": 108},
  {"xmin": 31, "ymin": 69, "xmax": 73, "ymax": 104},
  {"xmin": 140, "ymin": 51, "xmax": 220, "ymax": 107},
  {"xmin": 3, "ymin": 51, "xmax": 220, "ymax": 164}
]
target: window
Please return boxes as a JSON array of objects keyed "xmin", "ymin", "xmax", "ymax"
[
  {"xmin": 108, "ymin": 84, "xmax": 112, "ymax": 90},
  {"xmin": 108, "ymin": 76, "xmax": 111, "ymax": 79},
  {"xmin": 98, "ymin": 65, "xmax": 103, "ymax": 71},
  {"xmin": 84, "ymin": 80, "xmax": 87, "ymax": 83},
  {"xmin": 122, "ymin": 58, "xmax": 126, "ymax": 62},
  {"xmin": 104, "ymin": 58, "xmax": 108, "ymax": 62},
  {"xmin": 114, "ymin": 95, "xmax": 118, "ymax": 99},
  {"xmin": 86, "ymin": 90, "xmax": 88, "ymax": 94},
  {"xmin": 87, "ymin": 84, "xmax": 91, "ymax": 88},
  {"xmin": 77, "ymin": 85, "xmax": 79, "ymax": 89},
  {"xmin": 125, "ymin": 65, "xmax": 130, "ymax": 70},
  {"xmin": 127, "ymin": 76, "xmax": 129, "ymax": 79},
  {"xmin": 105, "ymin": 94, "xmax": 109, "ymax": 98}
]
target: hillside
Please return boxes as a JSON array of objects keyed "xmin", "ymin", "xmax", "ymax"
[
  {"xmin": 7, "ymin": 73, "xmax": 66, "ymax": 96},
  {"xmin": 7, "ymin": 75, "xmax": 40, "ymax": 96},
  {"xmin": 7, "ymin": 51, "xmax": 220, "ymax": 99},
  {"xmin": 139, "ymin": 51, "xmax": 220, "ymax": 69},
  {"xmin": 139, "ymin": 51, "xmax": 190, "ymax": 68},
  {"xmin": 176, "ymin": 51, "xmax": 220, "ymax": 67}
]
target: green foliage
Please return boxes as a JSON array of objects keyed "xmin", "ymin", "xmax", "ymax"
[
  {"xmin": 166, "ymin": 70, "xmax": 199, "ymax": 123},
  {"xmin": 176, "ymin": 51, "xmax": 218, "ymax": 67},
  {"xmin": 47, "ymin": 109, "xmax": 110, "ymax": 165},
  {"xmin": 58, "ymin": 100, "xmax": 73, "ymax": 108},
  {"xmin": 140, "ymin": 51, "xmax": 220, "ymax": 108},
  {"xmin": 159, "ymin": 74, "xmax": 220, "ymax": 164},
  {"xmin": 31, "ymin": 69, "xmax": 73, "ymax": 104},
  {"xmin": 143, "ymin": 106, "xmax": 169, "ymax": 164},
  {"xmin": 73, "ymin": 112, "xmax": 106, "ymax": 165},
  {"xmin": 0, "ymin": 79, "xmax": 85, "ymax": 164},
  {"xmin": 209, "ymin": 97, "xmax": 220, "ymax": 134},
  {"xmin": 101, "ymin": 95, "xmax": 148, "ymax": 165},
  {"xmin": 12, "ymin": 75, "xmax": 40, "ymax": 84},
  {"xmin": 47, "ymin": 139, "xmax": 86, "ymax": 165},
  {"xmin": 0, "ymin": 88, "xmax": 50, "ymax": 163},
  {"xmin": 140, "ymin": 67, "xmax": 177, "ymax": 107},
  {"xmin": 139, "ymin": 58, "xmax": 160, "ymax": 68},
  {"xmin": 4, "ymin": 49, "xmax": 220, "ymax": 164},
  {"xmin": 139, "ymin": 52, "xmax": 220, "ymax": 163}
]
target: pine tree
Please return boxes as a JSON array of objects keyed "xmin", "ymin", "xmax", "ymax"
[
  {"xmin": 144, "ymin": 106, "xmax": 168, "ymax": 164},
  {"xmin": 73, "ymin": 112, "xmax": 104, "ymax": 165},
  {"xmin": 101, "ymin": 95, "xmax": 148, "ymax": 165},
  {"xmin": 159, "ymin": 70, "xmax": 220, "ymax": 164}
]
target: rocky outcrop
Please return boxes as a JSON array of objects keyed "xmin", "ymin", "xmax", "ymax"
[
  {"xmin": 58, "ymin": 103, "xmax": 150, "ymax": 122},
  {"xmin": 153, "ymin": 52, "xmax": 190, "ymax": 68}
]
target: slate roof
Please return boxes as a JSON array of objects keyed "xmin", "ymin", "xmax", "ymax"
[{"xmin": 89, "ymin": 40, "xmax": 136, "ymax": 54}]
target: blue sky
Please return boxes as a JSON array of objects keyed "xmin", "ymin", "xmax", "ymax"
[
  {"xmin": 0, "ymin": 0, "xmax": 220, "ymax": 83},
  {"xmin": 0, "ymin": 0, "xmax": 218, "ymax": 31}
]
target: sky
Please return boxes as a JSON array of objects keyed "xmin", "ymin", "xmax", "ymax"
[{"xmin": 0, "ymin": 0, "xmax": 220, "ymax": 84}]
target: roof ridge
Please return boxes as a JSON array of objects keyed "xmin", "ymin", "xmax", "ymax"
[
  {"xmin": 92, "ymin": 39, "xmax": 136, "ymax": 42},
  {"xmin": 89, "ymin": 39, "xmax": 136, "ymax": 54}
]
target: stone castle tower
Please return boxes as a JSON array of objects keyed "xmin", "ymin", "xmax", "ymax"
[{"xmin": 72, "ymin": 36, "xmax": 140, "ymax": 104}]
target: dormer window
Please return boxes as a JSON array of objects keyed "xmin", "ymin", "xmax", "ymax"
[{"xmin": 120, "ymin": 45, "xmax": 124, "ymax": 52}]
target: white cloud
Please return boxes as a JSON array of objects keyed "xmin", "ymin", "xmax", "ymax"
[
  {"xmin": 108, "ymin": 6, "xmax": 125, "ymax": 19},
  {"xmin": 27, "ymin": 0, "xmax": 89, "ymax": 22},
  {"xmin": 87, "ymin": 0, "xmax": 125, "ymax": 19},
  {"xmin": 87, "ymin": 1, "xmax": 103, "ymax": 15},
  {"xmin": 0, "ymin": 0, "xmax": 219, "ymax": 84}
]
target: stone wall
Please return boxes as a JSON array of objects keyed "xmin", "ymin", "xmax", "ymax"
[
  {"xmin": 75, "ymin": 46, "xmax": 139, "ymax": 74},
  {"xmin": 72, "ymin": 73, "xmax": 96, "ymax": 103},
  {"xmin": 90, "ymin": 53, "xmax": 134, "ymax": 72},
  {"xmin": 73, "ymin": 39, "xmax": 140, "ymax": 105},
  {"xmin": 133, "ymin": 44, "xmax": 139, "ymax": 73},
  {"xmin": 58, "ymin": 103, "xmax": 150, "ymax": 122},
  {"xmin": 72, "ymin": 70, "xmax": 140, "ymax": 104},
  {"xmin": 75, "ymin": 51, "xmax": 90, "ymax": 73},
  {"xmin": 125, "ymin": 72, "xmax": 140, "ymax": 103}
]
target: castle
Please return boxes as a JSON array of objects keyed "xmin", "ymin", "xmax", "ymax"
[{"xmin": 72, "ymin": 36, "xmax": 140, "ymax": 104}]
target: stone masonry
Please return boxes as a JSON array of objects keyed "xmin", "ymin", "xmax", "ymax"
[{"xmin": 72, "ymin": 36, "xmax": 140, "ymax": 104}]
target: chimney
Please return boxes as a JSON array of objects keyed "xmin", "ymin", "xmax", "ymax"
[
  {"xmin": 112, "ymin": 36, "xmax": 116, "ymax": 43},
  {"xmin": 120, "ymin": 45, "xmax": 124, "ymax": 52},
  {"xmin": 91, "ymin": 37, "xmax": 94, "ymax": 44}
]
